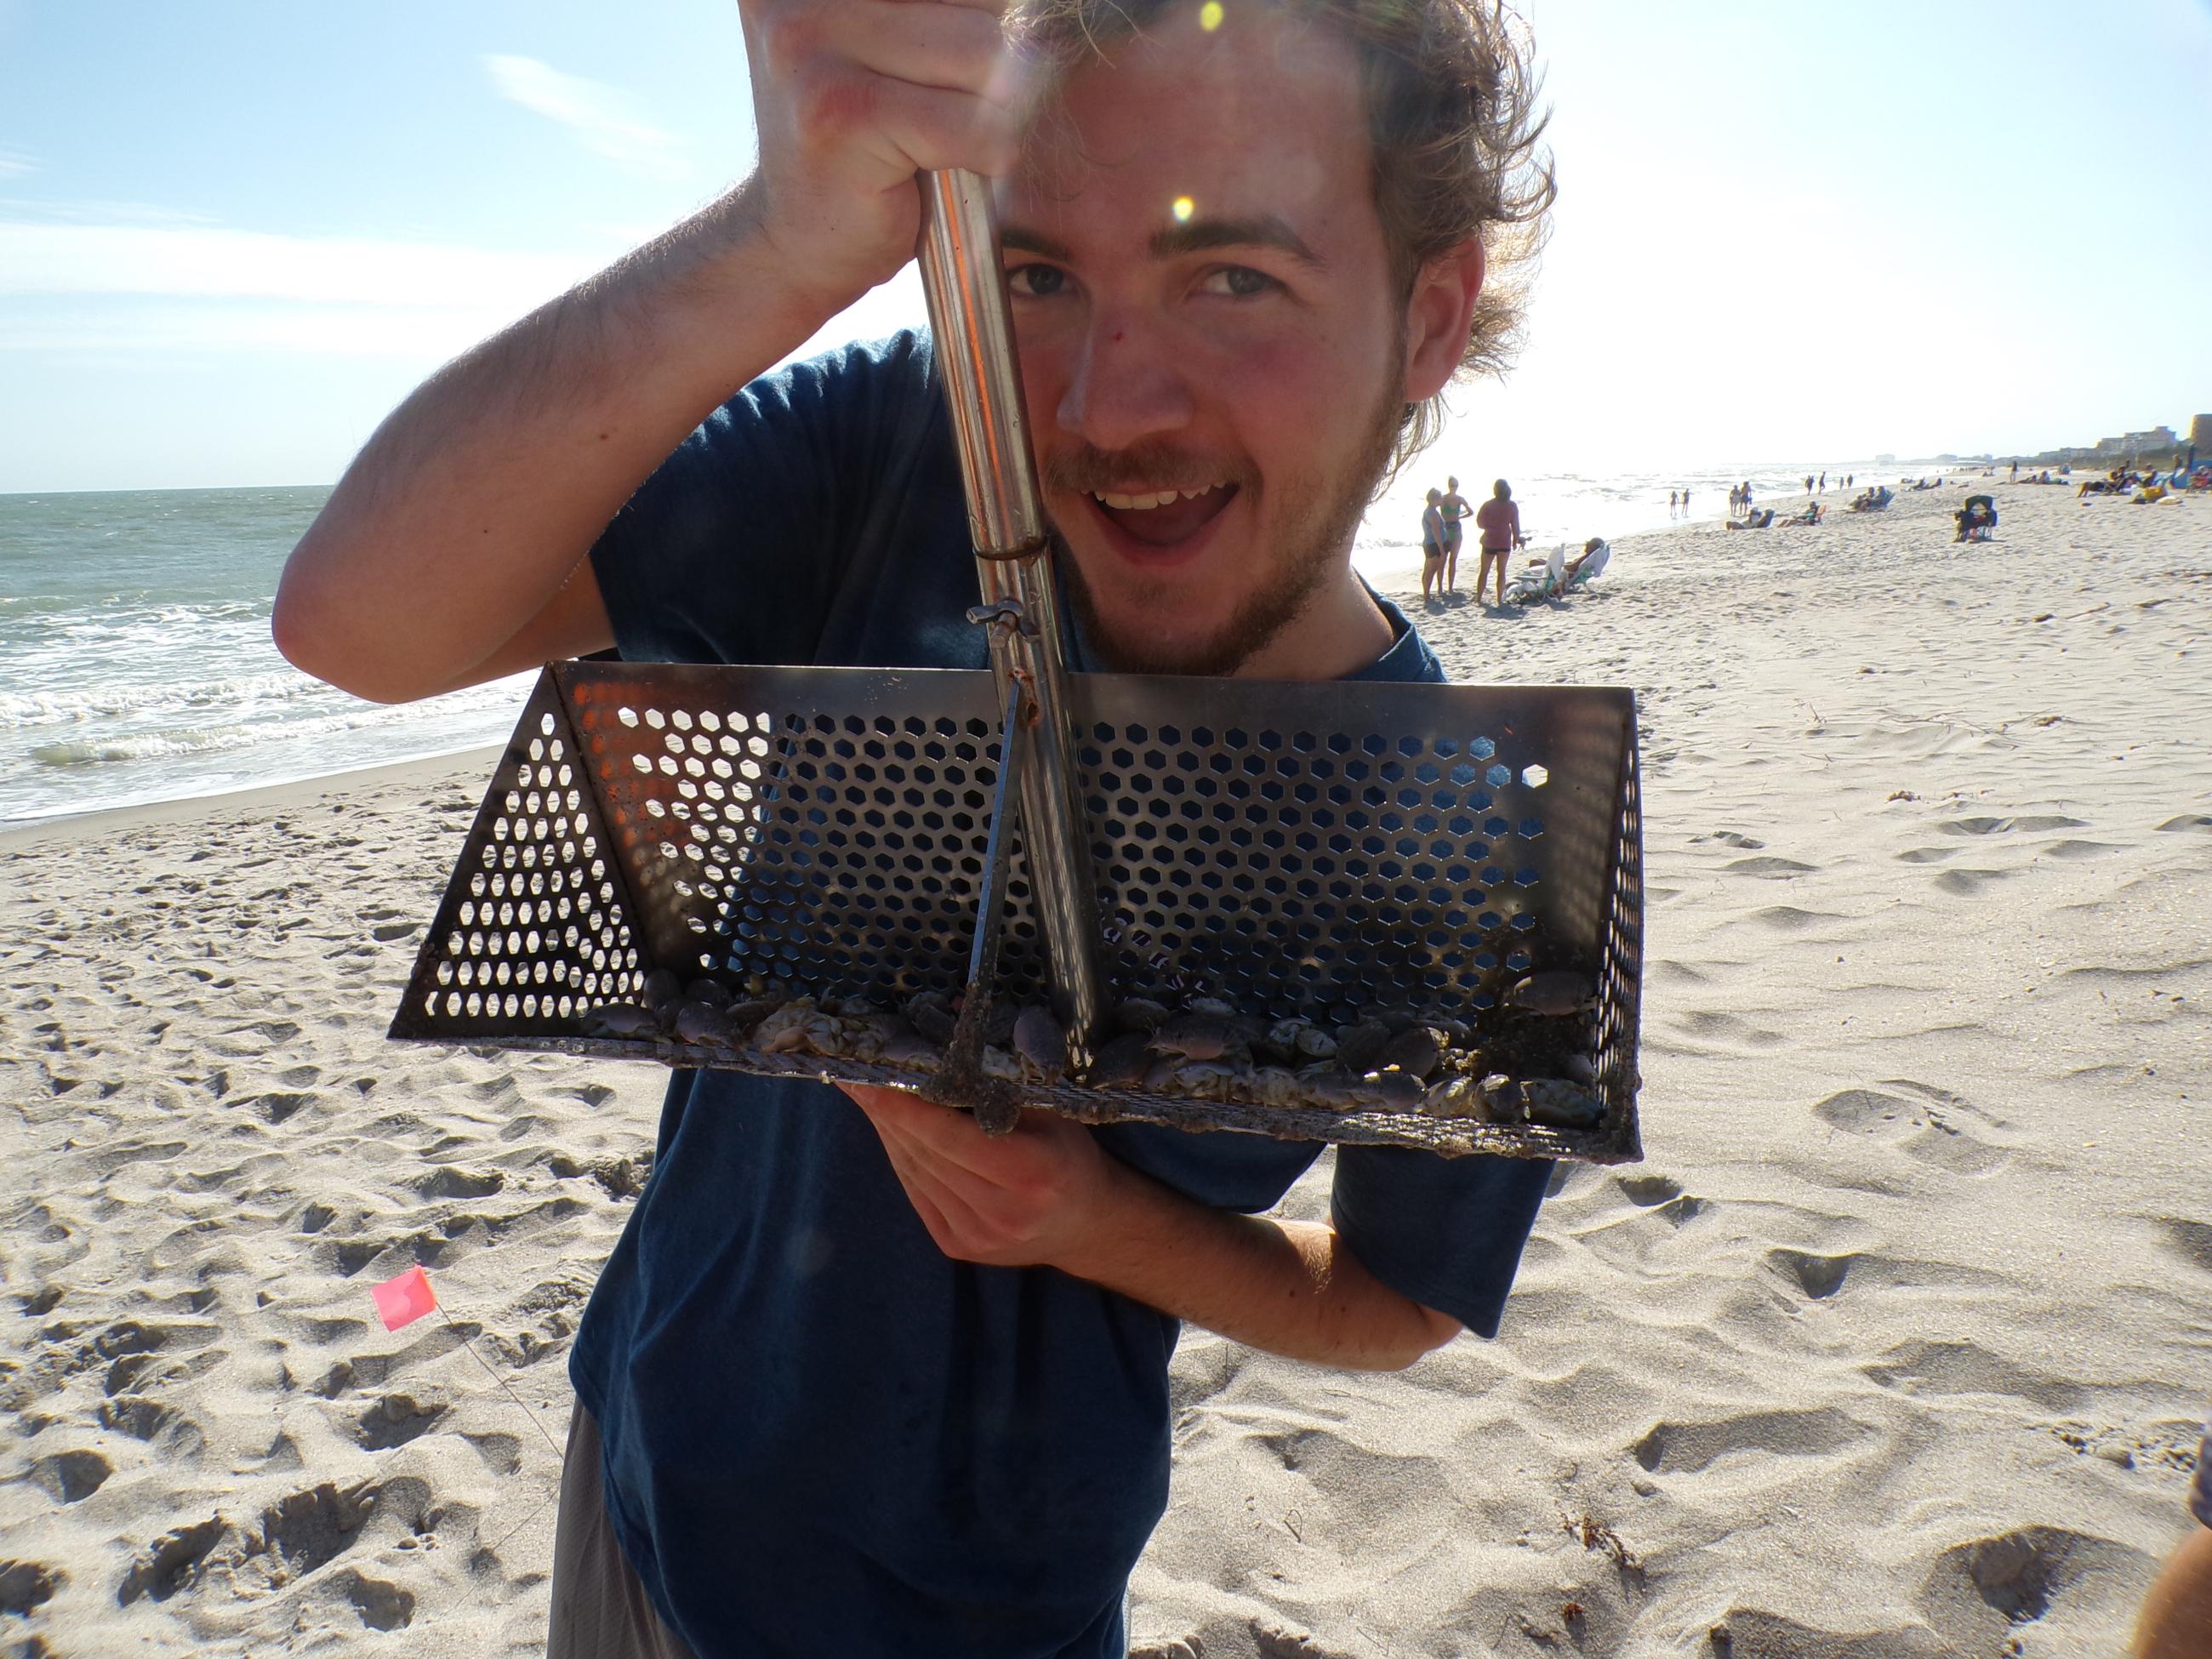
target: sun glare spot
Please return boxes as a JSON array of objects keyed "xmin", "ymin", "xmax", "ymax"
[
  {"xmin": 1199, "ymin": 0, "xmax": 1224, "ymax": 29},
  {"xmin": 1172, "ymin": 196, "xmax": 1195, "ymax": 222}
]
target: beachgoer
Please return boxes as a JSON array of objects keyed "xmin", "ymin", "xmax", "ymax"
[
  {"xmin": 1421, "ymin": 487, "xmax": 1446, "ymax": 600},
  {"xmin": 1474, "ymin": 478, "xmax": 1523, "ymax": 606},
  {"xmin": 1563, "ymin": 535, "xmax": 1609, "ymax": 583},
  {"xmin": 1668, "ymin": 488, "xmax": 1678, "ymax": 516},
  {"xmin": 1803, "ymin": 473, "xmax": 1813, "ymax": 494},
  {"xmin": 271, "ymin": 2, "xmax": 1558, "ymax": 1654},
  {"xmin": 1818, "ymin": 470, "xmax": 1826, "ymax": 492},
  {"xmin": 2131, "ymin": 1416, "xmax": 2212, "ymax": 1655},
  {"xmin": 1440, "ymin": 475, "xmax": 1469, "ymax": 593}
]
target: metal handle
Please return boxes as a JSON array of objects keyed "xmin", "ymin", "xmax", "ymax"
[{"xmin": 916, "ymin": 169, "xmax": 1107, "ymax": 1053}]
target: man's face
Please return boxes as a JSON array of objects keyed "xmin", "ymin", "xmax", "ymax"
[{"xmin": 995, "ymin": 3, "xmax": 1407, "ymax": 675}]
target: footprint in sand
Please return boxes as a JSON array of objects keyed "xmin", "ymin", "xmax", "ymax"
[
  {"xmin": 0, "ymin": 1560, "xmax": 60, "ymax": 1615},
  {"xmin": 335, "ymin": 1569, "xmax": 417, "ymax": 1630},
  {"xmin": 253, "ymin": 1480, "xmax": 379, "ymax": 1578},
  {"xmin": 2039, "ymin": 840, "xmax": 2122, "ymax": 859},
  {"xmin": 353, "ymin": 1392, "xmax": 449, "ymax": 1451},
  {"xmin": 2151, "ymin": 1217, "xmax": 2212, "ymax": 1275},
  {"xmin": 1918, "ymin": 1525, "xmax": 2150, "ymax": 1652},
  {"xmin": 1865, "ymin": 1338, "xmax": 2080, "ymax": 1411},
  {"xmin": 117, "ymin": 1515, "xmax": 228, "ymax": 1605},
  {"xmin": 1725, "ymin": 856, "xmax": 1819, "ymax": 878},
  {"xmin": 1810, "ymin": 1083, "xmax": 2012, "ymax": 1175},
  {"xmin": 1745, "ymin": 905, "xmax": 1844, "ymax": 932},
  {"xmin": 1631, "ymin": 1408, "xmax": 1870, "ymax": 1475},
  {"xmin": 1931, "ymin": 867, "xmax": 2019, "ymax": 896},
  {"xmin": 26, "ymin": 1448, "xmax": 111, "ymax": 1503}
]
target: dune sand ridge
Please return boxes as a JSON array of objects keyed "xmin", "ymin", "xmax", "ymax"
[{"xmin": 2, "ymin": 480, "xmax": 2205, "ymax": 1656}]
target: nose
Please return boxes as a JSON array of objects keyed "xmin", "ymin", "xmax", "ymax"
[{"xmin": 1053, "ymin": 309, "xmax": 1194, "ymax": 454}]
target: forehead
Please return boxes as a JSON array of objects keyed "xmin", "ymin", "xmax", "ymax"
[{"xmin": 1006, "ymin": 4, "xmax": 1371, "ymax": 238}]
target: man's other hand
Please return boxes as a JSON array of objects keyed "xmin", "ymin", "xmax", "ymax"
[{"xmin": 843, "ymin": 1085, "xmax": 1114, "ymax": 1268}]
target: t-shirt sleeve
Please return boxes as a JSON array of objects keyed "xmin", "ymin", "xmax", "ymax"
[
  {"xmin": 588, "ymin": 331, "xmax": 937, "ymax": 667},
  {"xmin": 1329, "ymin": 1146, "xmax": 1551, "ymax": 1338}
]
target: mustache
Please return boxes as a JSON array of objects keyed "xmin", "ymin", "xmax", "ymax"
[{"xmin": 1040, "ymin": 442, "xmax": 1248, "ymax": 496}]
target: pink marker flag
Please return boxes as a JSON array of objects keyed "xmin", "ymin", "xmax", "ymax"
[{"xmin": 373, "ymin": 1265, "xmax": 439, "ymax": 1331}]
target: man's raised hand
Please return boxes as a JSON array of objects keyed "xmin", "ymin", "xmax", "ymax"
[{"xmin": 737, "ymin": 0, "xmax": 1038, "ymax": 311}]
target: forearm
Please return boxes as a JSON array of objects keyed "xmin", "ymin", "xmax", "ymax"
[
  {"xmin": 1058, "ymin": 1159, "xmax": 1459, "ymax": 1371},
  {"xmin": 275, "ymin": 180, "xmax": 858, "ymax": 703}
]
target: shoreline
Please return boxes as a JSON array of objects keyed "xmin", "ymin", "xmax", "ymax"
[{"xmin": 0, "ymin": 744, "xmax": 505, "ymax": 851}]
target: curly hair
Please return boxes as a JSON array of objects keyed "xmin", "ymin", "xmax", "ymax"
[{"xmin": 1010, "ymin": 0, "xmax": 1556, "ymax": 468}]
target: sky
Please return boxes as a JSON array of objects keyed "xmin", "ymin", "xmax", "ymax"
[{"xmin": 0, "ymin": 0, "xmax": 2208, "ymax": 493}]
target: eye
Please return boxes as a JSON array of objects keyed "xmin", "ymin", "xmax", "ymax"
[
  {"xmin": 1196, "ymin": 265, "xmax": 1278, "ymax": 299},
  {"xmin": 1007, "ymin": 264, "xmax": 1068, "ymax": 299}
]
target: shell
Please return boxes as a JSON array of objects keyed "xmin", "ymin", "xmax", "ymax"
[
  {"xmin": 904, "ymin": 990, "xmax": 959, "ymax": 1046},
  {"xmin": 840, "ymin": 1013, "xmax": 909, "ymax": 1064},
  {"xmin": 584, "ymin": 1001, "xmax": 658, "ymax": 1039},
  {"xmin": 1148, "ymin": 1012, "xmax": 1238, "ymax": 1063},
  {"xmin": 1167, "ymin": 1060, "xmax": 1239, "ymax": 1098},
  {"xmin": 1012, "ymin": 1005, "xmax": 1067, "ymax": 1083},
  {"xmin": 1086, "ymin": 1031, "xmax": 1154, "ymax": 1088},
  {"xmin": 641, "ymin": 968, "xmax": 684, "ymax": 1012},
  {"xmin": 1508, "ymin": 971, "xmax": 1597, "ymax": 1018},
  {"xmin": 1377, "ymin": 1025, "xmax": 1443, "ymax": 1080},
  {"xmin": 1420, "ymin": 1075, "xmax": 1488, "ymax": 1120},
  {"xmin": 1333, "ymin": 1019, "xmax": 1392, "ymax": 1075},
  {"xmin": 1520, "ymin": 1078, "xmax": 1605, "ymax": 1130},
  {"xmin": 753, "ymin": 1000, "xmax": 825, "ymax": 1055},
  {"xmin": 877, "ymin": 1029, "xmax": 943, "ymax": 1070},
  {"xmin": 1186, "ymin": 995, "xmax": 1236, "ymax": 1018},
  {"xmin": 684, "ymin": 978, "xmax": 734, "ymax": 1011},
  {"xmin": 980, "ymin": 1045, "xmax": 1023, "ymax": 1082},
  {"xmin": 673, "ymin": 1002, "xmax": 740, "ymax": 1046}
]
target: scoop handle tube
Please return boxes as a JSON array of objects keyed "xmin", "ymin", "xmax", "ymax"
[{"xmin": 916, "ymin": 169, "xmax": 1107, "ymax": 1054}]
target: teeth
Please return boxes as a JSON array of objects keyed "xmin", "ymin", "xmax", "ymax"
[{"xmin": 1093, "ymin": 485, "xmax": 1223, "ymax": 510}]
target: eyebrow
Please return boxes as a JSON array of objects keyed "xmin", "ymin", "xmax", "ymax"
[{"xmin": 1000, "ymin": 214, "xmax": 1325, "ymax": 271}]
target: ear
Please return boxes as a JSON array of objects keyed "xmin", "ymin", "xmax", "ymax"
[{"xmin": 1400, "ymin": 238, "xmax": 1485, "ymax": 402}]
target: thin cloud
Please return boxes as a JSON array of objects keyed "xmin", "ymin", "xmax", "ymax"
[
  {"xmin": 484, "ymin": 54, "xmax": 688, "ymax": 180},
  {"xmin": 0, "ymin": 217, "xmax": 603, "ymax": 359},
  {"xmin": 0, "ymin": 147, "xmax": 36, "ymax": 179},
  {"xmin": 0, "ymin": 219, "xmax": 595, "ymax": 306}
]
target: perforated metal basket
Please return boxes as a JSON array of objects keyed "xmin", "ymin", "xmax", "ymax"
[
  {"xmin": 385, "ymin": 165, "xmax": 1644, "ymax": 1164},
  {"xmin": 391, "ymin": 658, "xmax": 1644, "ymax": 1162}
]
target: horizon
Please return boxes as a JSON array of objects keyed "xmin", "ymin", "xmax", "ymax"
[{"xmin": 2, "ymin": 0, "xmax": 2208, "ymax": 493}]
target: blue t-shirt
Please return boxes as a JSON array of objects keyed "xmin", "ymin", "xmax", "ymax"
[{"xmin": 573, "ymin": 329, "xmax": 1551, "ymax": 1658}]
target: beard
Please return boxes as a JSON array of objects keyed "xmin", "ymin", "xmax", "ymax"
[{"xmin": 1047, "ymin": 357, "xmax": 1407, "ymax": 677}]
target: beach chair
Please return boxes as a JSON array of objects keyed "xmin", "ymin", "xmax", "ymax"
[{"xmin": 1953, "ymin": 494, "xmax": 1997, "ymax": 542}]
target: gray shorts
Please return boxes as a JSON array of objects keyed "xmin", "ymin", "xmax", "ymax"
[
  {"xmin": 547, "ymin": 1404, "xmax": 699, "ymax": 1659},
  {"xmin": 2193, "ymin": 1422, "xmax": 2212, "ymax": 1529}
]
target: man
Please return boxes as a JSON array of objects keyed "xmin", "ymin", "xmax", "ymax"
[
  {"xmin": 274, "ymin": 0, "xmax": 1555, "ymax": 1652},
  {"xmin": 1440, "ymin": 473, "xmax": 1471, "ymax": 593},
  {"xmin": 1472, "ymin": 476, "xmax": 1522, "ymax": 607}
]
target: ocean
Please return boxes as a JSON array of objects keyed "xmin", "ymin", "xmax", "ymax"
[{"xmin": 1, "ymin": 455, "xmax": 1918, "ymax": 824}]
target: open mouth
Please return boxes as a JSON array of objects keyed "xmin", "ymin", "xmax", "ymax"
[{"xmin": 1087, "ymin": 482, "xmax": 1239, "ymax": 550}]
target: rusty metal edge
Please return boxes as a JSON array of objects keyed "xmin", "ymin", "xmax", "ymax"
[{"xmin": 385, "ymin": 1031, "xmax": 1634, "ymax": 1164}]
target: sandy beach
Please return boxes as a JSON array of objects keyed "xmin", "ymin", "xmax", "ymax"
[{"xmin": 3, "ymin": 478, "xmax": 2206, "ymax": 1656}]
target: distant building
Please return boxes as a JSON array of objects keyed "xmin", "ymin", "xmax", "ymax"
[
  {"xmin": 1875, "ymin": 453, "xmax": 1896, "ymax": 465},
  {"xmin": 2192, "ymin": 413, "xmax": 2212, "ymax": 453}
]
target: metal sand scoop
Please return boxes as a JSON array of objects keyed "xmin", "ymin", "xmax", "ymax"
[{"xmin": 388, "ymin": 169, "xmax": 1647, "ymax": 1165}]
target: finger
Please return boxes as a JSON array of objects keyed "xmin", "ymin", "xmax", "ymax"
[{"xmin": 835, "ymin": 0, "xmax": 1023, "ymax": 100}]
